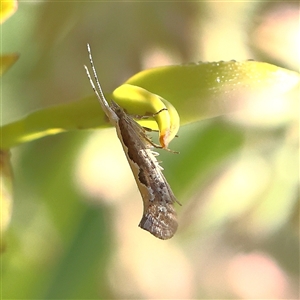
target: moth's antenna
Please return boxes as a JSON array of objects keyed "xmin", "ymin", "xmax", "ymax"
[{"xmin": 84, "ymin": 43, "xmax": 118, "ymax": 123}]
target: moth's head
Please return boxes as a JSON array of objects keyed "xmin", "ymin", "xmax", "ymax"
[{"xmin": 109, "ymin": 100, "xmax": 124, "ymax": 114}]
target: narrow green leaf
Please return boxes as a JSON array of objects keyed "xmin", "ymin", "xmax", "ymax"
[
  {"xmin": 2, "ymin": 61, "xmax": 299, "ymax": 149},
  {"xmin": 1, "ymin": 96, "xmax": 104, "ymax": 149},
  {"xmin": 125, "ymin": 61, "xmax": 300, "ymax": 124}
]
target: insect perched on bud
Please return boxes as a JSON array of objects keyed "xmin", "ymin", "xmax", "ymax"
[{"xmin": 84, "ymin": 44, "xmax": 180, "ymax": 239}]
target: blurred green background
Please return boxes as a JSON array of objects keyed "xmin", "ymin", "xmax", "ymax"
[{"xmin": 2, "ymin": 1, "xmax": 299, "ymax": 299}]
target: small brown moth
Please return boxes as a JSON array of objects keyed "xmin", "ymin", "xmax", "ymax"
[{"xmin": 84, "ymin": 44, "xmax": 179, "ymax": 239}]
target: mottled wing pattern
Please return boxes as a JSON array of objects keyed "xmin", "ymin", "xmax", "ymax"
[
  {"xmin": 85, "ymin": 44, "xmax": 179, "ymax": 240},
  {"xmin": 110, "ymin": 101, "xmax": 178, "ymax": 240}
]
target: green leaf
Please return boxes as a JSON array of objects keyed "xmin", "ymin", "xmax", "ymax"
[
  {"xmin": 2, "ymin": 61, "xmax": 299, "ymax": 149},
  {"xmin": 1, "ymin": 96, "xmax": 104, "ymax": 149},
  {"xmin": 125, "ymin": 60, "xmax": 300, "ymax": 124}
]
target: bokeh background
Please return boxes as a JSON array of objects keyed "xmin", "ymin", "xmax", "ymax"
[{"xmin": 2, "ymin": 1, "xmax": 299, "ymax": 299}]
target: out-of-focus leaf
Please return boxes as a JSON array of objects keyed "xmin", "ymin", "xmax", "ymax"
[
  {"xmin": 0, "ymin": 150, "xmax": 13, "ymax": 250},
  {"xmin": 0, "ymin": 0, "xmax": 17, "ymax": 24},
  {"xmin": 0, "ymin": 53, "xmax": 19, "ymax": 75}
]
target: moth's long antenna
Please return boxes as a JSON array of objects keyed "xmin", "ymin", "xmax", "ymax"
[{"xmin": 84, "ymin": 43, "xmax": 118, "ymax": 123}]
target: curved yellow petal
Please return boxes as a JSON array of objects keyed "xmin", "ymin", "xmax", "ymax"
[
  {"xmin": 112, "ymin": 84, "xmax": 180, "ymax": 148},
  {"xmin": 157, "ymin": 96, "xmax": 180, "ymax": 148}
]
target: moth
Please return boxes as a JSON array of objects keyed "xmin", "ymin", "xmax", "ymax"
[{"xmin": 84, "ymin": 44, "xmax": 179, "ymax": 239}]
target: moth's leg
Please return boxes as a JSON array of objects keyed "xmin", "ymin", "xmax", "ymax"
[
  {"xmin": 143, "ymin": 127, "xmax": 158, "ymax": 133},
  {"xmin": 140, "ymin": 108, "xmax": 178, "ymax": 137},
  {"xmin": 143, "ymin": 135, "xmax": 179, "ymax": 154},
  {"xmin": 134, "ymin": 108, "xmax": 179, "ymax": 153},
  {"xmin": 131, "ymin": 108, "xmax": 168, "ymax": 121},
  {"xmin": 152, "ymin": 108, "xmax": 168, "ymax": 117},
  {"xmin": 139, "ymin": 108, "xmax": 167, "ymax": 134},
  {"xmin": 143, "ymin": 126, "xmax": 179, "ymax": 138}
]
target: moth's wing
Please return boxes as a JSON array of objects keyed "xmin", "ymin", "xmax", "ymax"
[
  {"xmin": 110, "ymin": 100, "xmax": 178, "ymax": 240},
  {"xmin": 138, "ymin": 158, "xmax": 178, "ymax": 240},
  {"xmin": 139, "ymin": 198, "xmax": 178, "ymax": 240}
]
